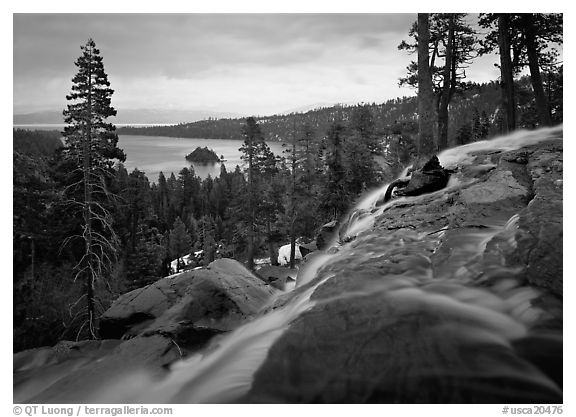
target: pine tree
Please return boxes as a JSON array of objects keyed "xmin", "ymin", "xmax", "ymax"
[
  {"xmin": 319, "ymin": 122, "xmax": 349, "ymax": 219},
  {"xmin": 239, "ymin": 117, "xmax": 278, "ymax": 269},
  {"xmin": 479, "ymin": 13, "xmax": 562, "ymax": 130},
  {"xmin": 399, "ymin": 14, "xmax": 477, "ymax": 149},
  {"xmin": 125, "ymin": 224, "xmax": 165, "ymax": 291},
  {"xmin": 198, "ymin": 215, "xmax": 217, "ymax": 265},
  {"xmin": 61, "ymin": 39, "xmax": 125, "ymax": 339},
  {"xmin": 169, "ymin": 217, "xmax": 192, "ymax": 272},
  {"xmin": 345, "ymin": 106, "xmax": 380, "ymax": 195},
  {"xmin": 282, "ymin": 121, "xmax": 300, "ymax": 268}
]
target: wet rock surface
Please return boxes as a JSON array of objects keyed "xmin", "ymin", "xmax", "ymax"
[
  {"xmin": 243, "ymin": 136, "xmax": 563, "ymax": 403},
  {"xmin": 256, "ymin": 265, "xmax": 298, "ymax": 290},
  {"xmin": 245, "ymin": 296, "xmax": 561, "ymax": 403},
  {"xmin": 315, "ymin": 220, "xmax": 339, "ymax": 249},
  {"xmin": 513, "ymin": 143, "xmax": 563, "ymax": 296},
  {"xmin": 15, "ymin": 335, "xmax": 181, "ymax": 403}
]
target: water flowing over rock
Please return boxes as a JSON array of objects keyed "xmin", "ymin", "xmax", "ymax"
[{"xmin": 14, "ymin": 126, "xmax": 563, "ymax": 404}]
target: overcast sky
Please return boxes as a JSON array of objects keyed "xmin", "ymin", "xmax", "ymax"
[{"xmin": 13, "ymin": 13, "xmax": 503, "ymax": 117}]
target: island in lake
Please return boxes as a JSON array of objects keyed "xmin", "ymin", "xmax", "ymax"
[{"xmin": 185, "ymin": 146, "xmax": 223, "ymax": 163}]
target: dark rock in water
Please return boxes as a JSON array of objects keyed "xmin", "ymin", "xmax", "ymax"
[
  {"xmin": 381, "ymin": 177, "xmax": 410, "ymax": 205},
  {"xmin": 298, "ymin": 241, "xmax": 317, "ymax": 256},
  {"xmin": 256, "ymin": 265, "xmax": 298, "ymax": 291},
  {"xmin": 99, "ymin": 258, "xmax": 276, "ymax": 345},
  {"xmin": 396, "ymin": 155, "xmax": 450, "ymax": 197},
  {"xmin": 185, "ymin": 146, "xmax": 221, "ymax": 163},
  {"xmin": 315, "ymin": 220, "xmax": 339, "ymax": 250}
]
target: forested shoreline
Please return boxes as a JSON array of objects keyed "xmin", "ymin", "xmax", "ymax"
[{"xmin": 116, "ymin": 74, "xmax": 562, "ymax": 145}]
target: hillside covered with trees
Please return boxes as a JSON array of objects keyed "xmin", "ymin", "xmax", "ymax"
[{"xmin": 118, "ymin": 72, "xmax": 562, "ymax": 147}]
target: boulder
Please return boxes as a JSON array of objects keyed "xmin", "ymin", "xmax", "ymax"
[
  {"xmin": 15, "ymin": 259, "xmax": 278, "ymax": 403},
  {"xmin": 315, "ymin": 220, "xmax": 339, "ymax": 250},
  {"xmin": 380, "ymin": 177, "xmax": 410, "ymax": 204},
  {"xmin": 298, "ymin": 241, "xmax": 317, "ymax": 256},
  {"xmin": 99, "ymin": 258, "xmax": 277, "ymax": 347},
  {"xmin": 396, "ymin": 155, "xmax": 450, "ymax": 197},
  {"xmin": 512, "ymin": 142, "xmax": 563, "ymax": 296},
  {"xmin": 256, "ymin": 265, "xmax": 298, "ymax": 290}
]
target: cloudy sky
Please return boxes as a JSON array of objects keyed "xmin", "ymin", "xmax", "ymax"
[{"xmin": 13, "ymin": 13, "xmax": 502, "ymax": 117}]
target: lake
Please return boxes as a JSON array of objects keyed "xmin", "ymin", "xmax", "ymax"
[
  {"xmin": 14, "ymin": 125, "xmax": 287, "ymax": 181},
  {"xmin": 119, "ymin": 135, "xmax": 286, "ymax": 181}
]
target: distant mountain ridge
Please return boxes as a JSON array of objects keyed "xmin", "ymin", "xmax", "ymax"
[
  {"xmin": 13, "ymin": 108, "xmax": 245, "ymax": 125},
  {"xmin": 116, "ymin": 77, "xmax": 562, "ymax": 144},
  {"xmin": 278, "ymin": 102, "xmax": 340, "ymax": 115}
]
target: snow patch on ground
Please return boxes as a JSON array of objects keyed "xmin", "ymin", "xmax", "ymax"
[{"xmin": 277, "ymin": 244, "xmax": 302, "ymax": 265}]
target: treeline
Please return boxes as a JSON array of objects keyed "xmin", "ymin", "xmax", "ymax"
[{"xmin": 13, "ymin": 129, "xmax": 62, "ymax": 155}]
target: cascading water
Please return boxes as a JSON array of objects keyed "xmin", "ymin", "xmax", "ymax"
[
  {"xmin": 341, "ymin": 125, "xmax": 563, "ymax": 243},
  {"xmin": 16, "ymin": 125, "xmax": 563, "ymax": 403}
]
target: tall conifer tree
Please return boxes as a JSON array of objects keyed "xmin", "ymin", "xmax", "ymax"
[
  {"xmin": 239, "ymin": 117, "xmax": 277, "ymax": 269},
  {"xmin": 61, "ymin": 39, "xmax": 125, "ymax": 339}
]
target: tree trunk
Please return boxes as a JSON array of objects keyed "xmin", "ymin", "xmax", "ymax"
[
  {"xmin": 416, "ymin": 13, "xmax": 436, "ymax": 170},
  {"xmin": 289, "ymin": 220, "xmax": 296, "ymax": 269},
  {"xmin": 289, "ymin": 137, "xmax": 297, "ymax": 269},
  {"xmin": 267, "ymin": 220, "xmax": 279, "ymax": 266},
  {"xmin": 247, "ymin": 147, "xmax": 255, "ymax": 270},
  {"xmin": 498, "ymin": 14, "xmax": 516, "ymax": 133},
  {"xmin": 30, "ymin": 237, "xmax": 35, "ymax": 279},
  {"xmin": 84, "ymin": 44, "xmax": 96, "ymax": 339},
  {"xmin": 522, "ymin": 14, "xmax": 552, "ymax": 126},
  {"xmin": 438, "ymin": 14, "xmax": 455, "ymax": 151}
]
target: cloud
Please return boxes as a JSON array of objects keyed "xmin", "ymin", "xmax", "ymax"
[
  {"xmin": 18, "ymin": 13, "xmax": 494, "ymax": 115},
  {"xmin": 14, "ymin": 14, "xmax": 415, "ymax": 77}
]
